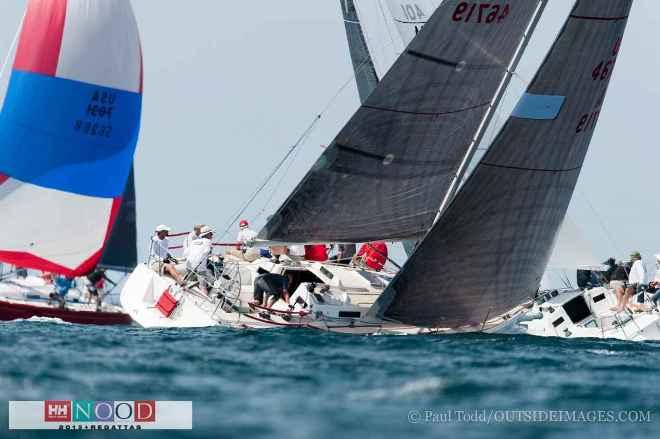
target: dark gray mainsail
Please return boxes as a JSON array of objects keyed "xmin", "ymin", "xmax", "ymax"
[
  {"xmin": 99, "ymin": 166, "xmax": 137, "ymax": 272},
  {"xmin": 372, "ymin": 0, "xmax": 633, "ymax": 328},
  {"xmin": 340, "ymin": 0, "xmax": 379, "ymax": 102},
  {"xmin": 260, "ymin": 1, "xmax": 542, "ymax": 243}
]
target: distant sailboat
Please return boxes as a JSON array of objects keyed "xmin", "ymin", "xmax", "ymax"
[{"xmin": 0, "ymin": 0, "xmax": 142, "ymax": 325}]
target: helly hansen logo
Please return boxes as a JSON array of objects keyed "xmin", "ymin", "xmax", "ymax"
[
  {"xmin": 44, "ymin": 401, "xmax": 71, "ymax": 422},
  {"xmin": 44, "ymin": 400, "xmax": 155, "ymax": 423}
]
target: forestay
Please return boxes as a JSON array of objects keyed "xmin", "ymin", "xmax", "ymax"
[
  {"xmin": 260, "ymin": 0, "xmax": 541, "ymax": 243},
  {"xmin": 0, "ymin": 0, "xmax": 142, "ymax": 276},
  {"xmin": 373, "ymin": 0, "xmax": 633, "ymax": 327}
]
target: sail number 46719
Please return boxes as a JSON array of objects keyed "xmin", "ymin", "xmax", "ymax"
[{"xmin": 452, "ymin": 2, "xmax": 510, "ymax": 23}]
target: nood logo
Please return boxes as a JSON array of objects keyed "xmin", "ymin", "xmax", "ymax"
[
  {"xmin": 45, "ymin": 400, "xmax": 156, "ymax": 423},
  {"xmin": 10, "ymin": 400, "xmax": 192, "ymax": 430}
]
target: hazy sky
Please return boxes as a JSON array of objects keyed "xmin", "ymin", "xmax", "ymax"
[{"xmin": 1, "ymin": 1, "xmax": 659, "ymax": 268}]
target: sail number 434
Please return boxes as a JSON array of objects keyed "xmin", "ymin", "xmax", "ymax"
[{"xmin": 452, "ymin": 2, "xmax": 510, "ymax": 23}]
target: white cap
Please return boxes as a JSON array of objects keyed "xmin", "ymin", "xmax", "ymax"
[
  {"xmin": 655, "ymin": 254, "xmax": 660, "ymax": 261},
  {"xmin": 200, "ymin": 226, "xmax": 214, "ymax": 237},
  {"xmin": 155, "ymin": 224, "xmax": 171, "ymax": 232}
]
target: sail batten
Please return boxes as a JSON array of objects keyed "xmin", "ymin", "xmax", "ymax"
[
  {"xmin": 372, "ymin": 0, "xmax": 633, "ymax": 328},
  {"xmin": 260, "ymin": 0, "xmax": 542, "ymax": 244}
]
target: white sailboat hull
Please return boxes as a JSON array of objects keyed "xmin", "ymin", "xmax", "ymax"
[{"xmin": 518, "ymin": 287, "xmax": 660, "ymax": 341}]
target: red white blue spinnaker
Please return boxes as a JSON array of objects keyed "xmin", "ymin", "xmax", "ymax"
[{"xmin": 0, "ymin": 0, "xmax": 142, "ymax": 276}]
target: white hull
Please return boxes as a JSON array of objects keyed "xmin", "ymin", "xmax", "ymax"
[
  {"xmin": 519, "ymin": 287, "xmax": 660, "ymax": 341},
  {"xmin": 119, "ymin": 259, "xmax": 534, "ymax": 335},
  {"xmin": 120, "ymin": 257, "xmax": 392, "ymax": 330}
]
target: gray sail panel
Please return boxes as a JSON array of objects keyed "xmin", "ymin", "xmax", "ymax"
[
  {"xmin": 261, "ymin": 1, "xmax": 540, "ymax": 243},
  {"xmin": 340, "ymin": 0, "xmax": 380, "ymax": 102},
  {"xmin": 374, "ymin": 0, "xmax": 633, "ymax": 328},
  {"xmin": 99, "ymin": 166, "xmax": 137, "ymax": 272}
]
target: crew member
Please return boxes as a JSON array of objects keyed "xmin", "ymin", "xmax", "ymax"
[
  {"xmin": 150, "ymin": 224, "xmax": 184, "ymax": 285},
  {"xmin": 86, "ymin": 267, "xmax": 115, "ymax": 311},
  {"xmin": 182, "ymin": 224, "xmax": 204, "ymax": 254},
  {"xmin": 626, "ymin": 251, "xmax": 647, "ymax": 312},
  {"xmin": 185, "ymin": 226, "xmax": 215, "ymax": 295},
  {"xmin": 251, "ymin": 273, "xmax": 292, "ymax": 309},
  {"xmin": 353, "ymin": 241, "xmax": 388, "ymax": 271},
  {"xmin": 228, "ymin": 220, "xmax": 260, "ymax": 262}
]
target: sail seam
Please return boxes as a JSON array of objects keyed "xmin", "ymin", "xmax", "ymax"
[
  {"xmin": 362, "ymin": 101, "xmax": 489, "ymax": 117},
  {"xmin": 480, "ymin": 163, "xmax": 582, "ymax": 173},
  {"xmin": 569, "ymin": 14, "xmax": 628, "ymax": 22}
]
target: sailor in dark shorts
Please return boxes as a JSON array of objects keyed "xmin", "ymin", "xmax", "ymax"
[{"xmin": 252, "ymin": 273, "xmax": 292, "ymax": 309}]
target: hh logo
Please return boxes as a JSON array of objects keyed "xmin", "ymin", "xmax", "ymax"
[{"xmin": 44, "ymin": 401, "xmax": 71, "ymax": 422}]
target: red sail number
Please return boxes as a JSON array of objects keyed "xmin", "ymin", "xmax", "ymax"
[{"xmin": 452, "ymin": 2, "xmax": 510, "ymax": 23}]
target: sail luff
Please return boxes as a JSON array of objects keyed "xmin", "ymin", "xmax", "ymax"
[
  {"xmin": 432, "ymin": 0, "xmax": 548, "ymax": 225},
  {"xmin": 371, "ymin": 0, "xmax": 633, "ymax": 328},
  {"xmin": 340, "ymin": 0, "xmax": 380, "ymax": 103}
]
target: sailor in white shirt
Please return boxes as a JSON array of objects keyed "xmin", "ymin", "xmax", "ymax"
[
  {"xmin": 185, "ymin": 226, "xmax": 213, "ymax": 273},
  {"xmin": 628, "ymin": 251, "xmax": 647, "ymax": 286},
  {"xmin": 226, "ymin": 219, "xmax": 260, "ymax": 262},
  {"xmin": 625, "ymin": 251, "xmax": 647, "ymax": 312},
  {"xmin": 236, "ymin": 219, "xmax": 257, "ymax": 245},
  {"xmin": 182, "ymin": 224, "xmax": 204, "ymax": 254},
  {"xmin": 150, "ymin": 224, "xmax": 184, "ymax": 285},
  {"xmin": 184, "ymin": 226, "xmax": 215, "ymax": 294},
  {"xmin": 654, "ymin": 254, "xmax": 660, "ymax": 283}
]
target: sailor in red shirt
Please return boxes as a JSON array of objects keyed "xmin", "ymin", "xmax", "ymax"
[
  {"xmin": 304, "ymin": 244, "xmax": 328, "ymax": 262},
  {"xmin": 355, "ymin": 241, "xmax": 388, "ymax": 271}
]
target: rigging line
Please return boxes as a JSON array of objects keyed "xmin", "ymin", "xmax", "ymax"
[
  {"xmin": 219, "ymin": 45, "xmax": 381, "ymax": 238},
  {"xmin": 219, "ymin": 0, "xmax": 412, "ymax": 238},
  {"xmin": 219, "ymin": 114, "xmax": 322, "ymax": 240},
  {"xmin": 576, "ymin": 188, "xmax": 621, "ymax": 257},
  {"xmin": 253, "ymin": 130, "xmax": 305, "ymax": 222}
]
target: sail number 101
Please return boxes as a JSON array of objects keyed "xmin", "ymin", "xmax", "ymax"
[{"xmin": 452, "ymin": 2, "xmax": 510, "ymax": 23}]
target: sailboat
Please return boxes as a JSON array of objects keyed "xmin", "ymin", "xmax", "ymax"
[
  {"xmin": 121, "ymin": 2, "xmax": 542, "ymax": 330},
  {"xmin": 254, "ymin": 0, "xmax": 655, "ymax": 337},
  {"xmin": 0, "ymin": 0, "xmax": 142, "ymax": 325}
]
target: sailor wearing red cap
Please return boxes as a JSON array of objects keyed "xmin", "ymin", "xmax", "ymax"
[{"xmin": 236, "ymin": 219, "xmax": 257, "ymax": 248}]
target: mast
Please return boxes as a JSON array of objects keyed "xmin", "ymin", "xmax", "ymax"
[{"xmin": 340, "ymin": 0, "xmax": 380, "ymax": 102}]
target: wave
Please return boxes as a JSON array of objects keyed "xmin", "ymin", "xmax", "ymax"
[
  {"xmin": 4, "ymin": 316, "xmax": 71, "ymax": 325},
  {"xmin": 348, "ymin": 377, "xmax": 445, "ymax": 401}
]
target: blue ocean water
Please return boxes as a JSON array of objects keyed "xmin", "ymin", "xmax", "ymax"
[{"xmin": 1, "ymin": 320, "xmax": 659, "ymax": 439}]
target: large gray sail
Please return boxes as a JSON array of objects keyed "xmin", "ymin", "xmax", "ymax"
[
  {"xmin": 99, "ymin": 166, "xmax": 137, "ymax": 272},
  {"xmin": 340, "ymin": 0, "xmax": 379, "ymax": 102},
  {"xmin": 373, "ymin": 0, "xmax": 633, "ymax": 328},
  {"xmin": 260, "ymin": 1, "xmax": 541, "ymax": 243}
]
